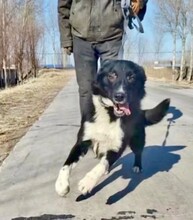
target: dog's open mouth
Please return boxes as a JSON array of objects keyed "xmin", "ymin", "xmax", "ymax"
[{"xmin": 114, "ymin": 103, "xmax": 131, "ymax": 117}]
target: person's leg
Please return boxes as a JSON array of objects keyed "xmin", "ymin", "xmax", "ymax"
[
  {"xmin": 73, "ymin": 36, "xmax": 98, "ymax": 116},
  {"xmin": 96, "ymin": 37, "xmax": 122, "ymax": 62}
]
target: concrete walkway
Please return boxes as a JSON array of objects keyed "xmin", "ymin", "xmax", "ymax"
[
  {"xmin": 0, "ymin": 77, "xmax": 193, "ymax": 220},
  {"xmin": 0, "ymin": 77, "xmax": 81, "ymax": 219}
]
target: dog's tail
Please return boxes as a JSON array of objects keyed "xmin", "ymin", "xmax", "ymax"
[{"xmin": 144, "ymin": 99, "xmax": 170, "ymax": 126}]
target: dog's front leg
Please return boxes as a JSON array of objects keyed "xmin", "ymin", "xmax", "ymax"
[
  {"xmin": 78, "ymin": 150, "xmax": 122, "ymax": 195},
  {"xmin": 130, "ymin": 132, "xmax": 145, "ymax": 173},
  {"xmin": 55, "ymin": 140, "xmax": 91, "ymax": 196}
]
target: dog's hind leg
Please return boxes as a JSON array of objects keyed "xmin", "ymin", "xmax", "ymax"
[
  {"xmin": 78, "ymin": 150, "xmax": 123, "ymax": 195},
  {"xmin": 55, "ymin": 139, "xmax": 91, "ymax": 196}
]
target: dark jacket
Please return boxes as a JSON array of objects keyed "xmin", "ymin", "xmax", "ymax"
[
  {"xmin": 58, "ymin": 0, "xmax": 148, "ymax": 48},
  {"xmin": 58, "ymin": 0, "xmax": 124, "ymax": 48}
]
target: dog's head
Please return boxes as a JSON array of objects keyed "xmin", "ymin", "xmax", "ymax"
[{"xmin": 92, "ymin": 60, "xmax": 146, "ymax": 117}]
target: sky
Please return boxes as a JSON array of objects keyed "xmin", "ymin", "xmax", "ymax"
[
  {"xmin": 43, "ymin": 0, "xmax": 156, "ymax": 52},
  {"xmin": 41, "ymin": 0, "xmax": 178, "ymax": 65}
]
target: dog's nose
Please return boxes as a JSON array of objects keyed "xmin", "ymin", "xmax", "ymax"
[{"xmin": 114, "ymin": 93, "xmax": 125, "ymax": 102}]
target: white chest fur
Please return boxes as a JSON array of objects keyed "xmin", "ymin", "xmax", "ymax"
[{"xmin": 83, "ymin": 95, "xmax": 124, "ymax": 155}]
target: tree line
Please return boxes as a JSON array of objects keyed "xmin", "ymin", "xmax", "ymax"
[
  {"xmin": 0, "ymin": 0, "xmax": 44, "ymax": 88},
  {"xmin": 1, "ymin": 0, "xmax": 193, "ymax": 88},
  {"xmin": 155, "ymin": 0, "xmax": 193, "ymax": 82}
]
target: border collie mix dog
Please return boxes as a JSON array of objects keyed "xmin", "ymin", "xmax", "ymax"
[{"xmin": 55, "ymin": 60, "xmax": 170, "ymax": 196}]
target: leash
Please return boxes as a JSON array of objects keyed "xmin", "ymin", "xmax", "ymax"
[
  {"xmin": 118, "ymin": 0, "xmax": 145, "ymax": 59},
  {"xmin": 121, "ymin": 0, "xmax": 144, "ymax": 33}
]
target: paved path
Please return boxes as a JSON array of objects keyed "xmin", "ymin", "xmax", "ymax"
[{"xmin": 0, "ymin": 77, "xmax": 193, "ymax": 220}]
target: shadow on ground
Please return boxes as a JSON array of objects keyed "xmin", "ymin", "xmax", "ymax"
[
  {"xmin": 12, "ymin": 214, "xmax": 75, "ymax": 220},
  {"xmin": 162, "ymin": 105, "xmax": 183, "ymax": 146},
  {"xmin": 77, "ymin": 144, "xmax": 185, "ymax": 204},
  {"xmin": 77, "ymin": 104, "xmax": 184, "ymax": 204}
]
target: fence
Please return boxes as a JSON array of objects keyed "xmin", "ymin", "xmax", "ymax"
[
  {"xmin": 1, "ymin": 51, "xmax": 189, "ymax": 89},
  {"xmin": 38, "ymin": 51, "xmax": 184, "ymax": 67},
  {"xmin": 38, "ymin": 52, "xmax": 74, "ymax": 69}
]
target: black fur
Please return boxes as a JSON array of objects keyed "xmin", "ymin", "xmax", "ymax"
[{"xmin": 56, "ymin": 60, "xmax": 170, "ymax": 196}]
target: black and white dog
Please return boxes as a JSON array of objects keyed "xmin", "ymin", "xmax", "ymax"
[{"xmin": 55, "ymin": 60, "xmax": 170, "ymax": 196}]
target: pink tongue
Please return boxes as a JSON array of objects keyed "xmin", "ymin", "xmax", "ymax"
[{"xmin": 119, "ymin": 105, "xmax": 131, "ymax": 115}]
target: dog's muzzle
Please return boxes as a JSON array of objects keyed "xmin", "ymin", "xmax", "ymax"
[{"xmin": 113, "ymin": 93, "xmax": 131, "ymax": 117}]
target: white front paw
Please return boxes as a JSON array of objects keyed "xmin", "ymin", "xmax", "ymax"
[
  {"xmin": 78, "ymin": 174, "xmax": 98, "ymax": 195},
  {"xmin": 55, "ymin": 168, "xmax": 70, "ymax": 196}
]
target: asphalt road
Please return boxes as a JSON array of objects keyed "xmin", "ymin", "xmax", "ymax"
[{"xmin": 0, "ymin": 77, "xmax": 193, "ymax": 220}]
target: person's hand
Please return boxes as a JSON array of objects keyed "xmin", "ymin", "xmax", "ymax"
[
  {"xmin": 131, "ymin": 0, "xmax": 142, "ymax": 15},
  {"xmin": 63, "ymin": 47, "xmax": 73, "ymax": 55}
]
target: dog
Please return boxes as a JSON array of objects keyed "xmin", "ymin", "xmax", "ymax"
[{"xmin": 55, "ymin": 60, "xmax": 170, "ymax": 196}]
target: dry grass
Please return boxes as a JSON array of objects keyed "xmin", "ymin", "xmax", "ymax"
[
  {"xmin": 145, "ymin": 66, "xmax": 173, "ymax": 81},
  {"xmin": 0, "ymin": 69, "xmax": 75, "ymax": 164},
  {"xmin": 145, "ymin": 66, "xmax": 193, "ymax": 88}
]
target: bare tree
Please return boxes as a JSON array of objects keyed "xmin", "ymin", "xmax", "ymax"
[
  {"xmin": 123, "ymin": 31, "xmax": 137, "ymax": 60},
  {"xmin": 152, "ymin": 23, "xmax": 166, "ymax": 62},
  {"xmin": 44, "ymin": 1, "xmax": 61, "ymax": 67},
  {"xmin": 0, "ymin": 0, "xmax": 44, "ymax": 88},
  {"xmin": 155, "ymin": 0, "xmax": 182, "ymax": 80},
  {"xmin": 0, "ymin": 0, "xmax": 9, "ymax": 88},
  {"xmin": 187, "ymin": 1, "xmax": 193, "ymax": 82},
  {"xmin": 188, "ymin": 29, "xmax": 193, "ymax": 82},
  {"xmin": 137, "ymin": 35, "xmax": 146, "ymax": 64},
  {"xmin": 26, "ymin": 1, "xmax": 44, "ymax": 77},
  {"xmin": 177, "ymin": 1, "xmax": 189, "ymax": 81}
]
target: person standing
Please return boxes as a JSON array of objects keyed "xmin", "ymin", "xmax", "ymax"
[{"xmin": 58, "ymin": 0, "xmax": 145, "ymax": 116}]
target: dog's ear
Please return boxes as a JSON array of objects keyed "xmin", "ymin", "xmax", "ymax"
[
  {"xmin": 96, "ymin": 59, "xmax": 112, "ymax": 82},
  {"xmin": 92, "ymin": 79, "xmax": 108, "ymax": 97},
  {"xmin": 92, "ymin": 68, "xmax": 106, "ymax": 95},
  {"xmin": 134, "ymin": 63, "xmax": 146, "ymax": 83},
  {"xmin": 92, "ymin": 60, "xmax": 112, "ymax": 96},
  {"xmin": 98, "ymin": 59, "xmax": 116, "ymax": 78},
  {"xmin": 92, "ymin": 81, "xmax": 101, "ymax": 96},
  {"xmin": 99, "ymin": 59, "xmax": 118, "ymax": 72},
  {"xmin": 128, "ymin": 62, "xmax": 146, "ymax": 99}
]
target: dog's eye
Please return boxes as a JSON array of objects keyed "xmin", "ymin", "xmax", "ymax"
[
  {"xmin": 127, "ymin": 75, "xmax": 135, "ymax": 83},
  {"xmin": 108, "ymin": 72, "xmax": 117, "ymax": 82}
]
